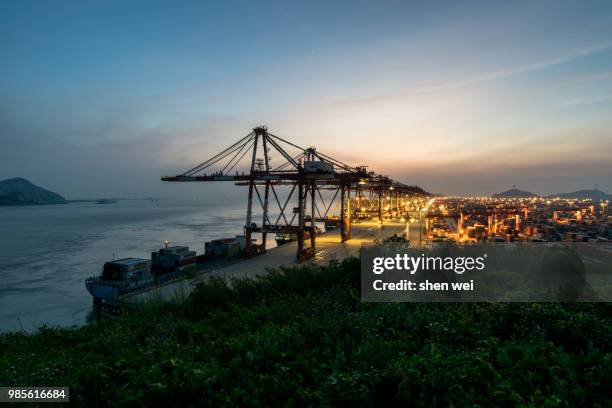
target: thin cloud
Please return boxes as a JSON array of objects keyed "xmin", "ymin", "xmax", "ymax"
[
  {"xmin": 328, "ymin": 41, "xmax": 612, "ymax": 107},
  {"xmin": 559, "ymin": 94, "xmax": 612, "ymax": 107},
  {"xmin": 572, "ymin": 69, "xmax": 612, "ymax": 83}
]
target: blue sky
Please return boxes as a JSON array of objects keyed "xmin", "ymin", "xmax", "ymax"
[{"xmin": 1, "ymin": 0, "xmax": 612, "ymax": 197}]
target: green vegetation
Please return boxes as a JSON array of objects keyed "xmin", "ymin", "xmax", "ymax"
[{"xmin": 1, "ymin": 258, "xmax": 610, "ymax": 407}]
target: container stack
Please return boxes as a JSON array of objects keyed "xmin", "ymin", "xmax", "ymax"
[
  {"xmin": 151, "ymin": 246, "xmax": 197, "ymax": 281},
  {"xmin": 102, "ymin": 258, "xmax": 152, "ymax": 281},
  {"xmin": 205, "ymin": 236, "xmax": 246, "ymax": 258}
]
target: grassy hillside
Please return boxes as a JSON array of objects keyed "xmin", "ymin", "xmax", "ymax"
[{"xmin": 1, "ymin": 258, "xmax": 610, "ymax": 407}]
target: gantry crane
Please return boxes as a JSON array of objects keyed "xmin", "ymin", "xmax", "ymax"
[{"xmin": 162, "ymin": 126, "xmax": 427, "ymax": 260}]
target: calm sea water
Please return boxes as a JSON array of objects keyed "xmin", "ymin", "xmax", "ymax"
[{"xmin": 0, "ymin": 199, "xmax": 250, "ymax": 333}]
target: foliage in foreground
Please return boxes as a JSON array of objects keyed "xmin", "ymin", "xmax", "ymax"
[{"xmin": 1, "ymin": 258, "xmax": 611, "ymax": 407}]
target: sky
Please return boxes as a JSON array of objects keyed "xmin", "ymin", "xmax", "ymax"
[{"xmin": 1, "ymin": 0, "xmax": 612, "ymax": 198}]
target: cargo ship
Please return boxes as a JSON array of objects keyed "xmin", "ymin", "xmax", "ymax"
[
  {"xmin": 85, "ymin": 258, "xmax": 154, "ymax": 302},
  {"xmin": 85, "ymin": 236, "xmax": 246, "ymax": 304}
]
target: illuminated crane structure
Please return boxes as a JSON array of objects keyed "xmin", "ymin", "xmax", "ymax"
[{"xmin": 162, "ymin": 126, "xmax": 426, "ymax": 260}]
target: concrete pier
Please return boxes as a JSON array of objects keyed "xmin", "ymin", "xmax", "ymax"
[{"xmin": 119, "ymin": 220, "xmax": 408, "ymax": 305}]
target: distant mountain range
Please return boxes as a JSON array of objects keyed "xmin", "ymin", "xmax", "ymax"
[
  {"xmin": 551, "ymin": 189, "xmax": 610, "ymax": 201},
  {"xmin": 492, "ymin": 188, "xmax": 538, "ymax": 198},
  {"xmin": 405, "ymin": 185, "xmax": 431, "ymax": 196},
  {"xmin": 492, "ymin": 187, "xmax": 611, "ymax": 201},
  {"xmin": 0, "ymin": 177, "xmax": 67, "ymax": 206}
]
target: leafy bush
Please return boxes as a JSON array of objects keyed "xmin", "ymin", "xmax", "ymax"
[{"xmin": 0, "ymin": 257, "xmax": 610, "ymax": 407}]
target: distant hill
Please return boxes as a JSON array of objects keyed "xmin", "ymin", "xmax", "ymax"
[
  {"xmin": 492, "ymin": 188, "xmax": 538, "ymax": 198},
  {"xmin": 405, "ymin": 185, "xmax": 431, "ymax": 196},
  {"xmin": 0, "ymin": 177, "xmax": 67, "ymax": 206},
  {"xmin": 548, "ymin": 189, "xmax": 611, "ymax": 201}
]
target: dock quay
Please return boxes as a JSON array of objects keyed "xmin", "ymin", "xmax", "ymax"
[
  {"xmin": 118, "ymin": 220, "xmax": 408, "ymax": 306},
  {"xmin": 89, "ymin": 126, "xmax": 432, "ymax": 307}
]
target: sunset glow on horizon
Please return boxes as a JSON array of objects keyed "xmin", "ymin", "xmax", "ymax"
[{"xmin": 1, "ymin": 0, "xmax": 612, "ymax": 197}]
